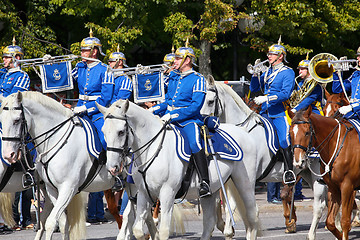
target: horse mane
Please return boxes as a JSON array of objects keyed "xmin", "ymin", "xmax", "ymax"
[
  {"xmin": 214, "ymin": 82, "xmax": 254, "ymax": 115},
  {"xmin": 1, "ymin": 91, "xmax": 73, "ymax": 117}
]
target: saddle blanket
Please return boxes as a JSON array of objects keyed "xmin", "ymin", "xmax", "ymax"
[
  {"xmin": 78, "ymin": 116, "xmax": 102, "ymax": 159},
  {"xmin": 170, "ymin": 124, "xmax": 243, "ymax": 162},
  {"xmin": 347, "ymin": 119, "xmax": 360, "ymax": 142},
  {"xmin": 258, "ymin": 115, "xmax": 280, "ymax": 155}
]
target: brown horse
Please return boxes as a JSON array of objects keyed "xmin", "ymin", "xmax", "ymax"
[
  {"xmin": 324, "ymin": 91, "xmax": 349, "ymax": 117},
  {"xmin": 289, "ymin": 107, "xmax": 360, "ymax": 240}
]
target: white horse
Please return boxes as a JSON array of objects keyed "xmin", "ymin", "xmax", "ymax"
[
  {"xmin": 200, "ymin": 78, "xmax": 328, "ymax": 240},
  {"xmin": 98, "ymin": 99, "xmax": 259, "ymax": 240},
  {"xmin": 0, "ymin": 91, "xmax": 116, "ymax": 240},
  {"xmin": 0, "ymin": 159, "xmax": 74, "ymax": 240}
]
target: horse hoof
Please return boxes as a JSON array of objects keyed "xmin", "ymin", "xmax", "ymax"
[{"xmin": 285, "ymin": 219, "xmax": 297, "ymax": 233}]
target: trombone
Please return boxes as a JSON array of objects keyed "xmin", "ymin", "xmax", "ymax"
[{"xmin": 247, "ymin": 59, "xmax": 269, "ymax": 75}]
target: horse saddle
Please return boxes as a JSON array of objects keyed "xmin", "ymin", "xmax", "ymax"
[
  {"xmin": 171, "ymin": 124, "xmax": 242, "ymax": 199},
  {"xmin": 77, "ymin": 116, "xmax": 102, "ymax": 159},
  {"xmin": 170, "ymin": 124, "xmax": 243, "ymax": 162}
]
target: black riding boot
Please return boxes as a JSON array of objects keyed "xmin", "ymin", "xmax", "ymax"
[
  {"xmin": 193, "ymin": 149, "xmax": 211, "ymax": 198},
  {"xmin": 282, "ymin": 146, "xmax": 296, "ymax": 185}
]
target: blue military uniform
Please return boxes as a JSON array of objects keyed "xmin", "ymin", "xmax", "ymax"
[
  {"xmin": 111, "ymin": 73, "xmax": 132, "ymax": 103},
  {"xmin": 153, "ymin": 69, "xmax": 206, "ymax": 153},
  {"xmin": 293, "ymin": 78, "xmax": 324, "ymax": 115},
  {"xmin": 0, "ymin": 67, "xmax": 30, "ymax": 98},
  {"xmin": 72, "ymin": 61, "xmax": 114, "ymax": 149},
  {"xmin": 250, "ymin": 62, "xmax": 295, "ymax": 148},
  {"xmin": 332, "ymin": 70, "xmax": 360, "ymax": 119}
]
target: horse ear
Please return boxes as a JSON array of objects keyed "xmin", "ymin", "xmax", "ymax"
[
  {"xmin": 16, "ymin": 91, "xmax": 23, "ymax": 103},
  {"xmin": 207, "ymin": 75, "xmax": 215, "ymax": 85},
  {"xmin": 124, "ymin": 99, "xmax": 130, "ymax": 113},
  {"xmin": 287, "ymin": 108, "xmax": 295, "ymax": 119},
  {"xmin": 304, "ymin": 106, "xmax": 312, "ymax": 118},
  {"xmin": 324, "ymin": 89, "xmax": 331, "ymax": 99},
  {"xmin": 95, "ymin": 102, "xmax": 108, "ymax": 115}
]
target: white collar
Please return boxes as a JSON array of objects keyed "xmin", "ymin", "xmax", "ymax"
[
  {"xmin": 271, "ymin": 62, "xmax": 284, "ymax": 71},
  {"xmin": 180, "ymin": 69, "xmax": 195, "ymax": 77},
  {"xmin": 88, "ymin": 61, "xmax": 100, "ymax": 68},
  {"xmin": 8, "ymin": 67, "xmax": 21, "ymax": 73}
]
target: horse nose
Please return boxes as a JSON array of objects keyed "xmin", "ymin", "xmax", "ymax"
[{"xmin": 4, "ymin": 151, "xmax": 18, "ymax": 164}]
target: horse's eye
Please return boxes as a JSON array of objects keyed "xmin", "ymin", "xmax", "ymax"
[
  {"xmin": 208, "ymin": 100, "xmax": 214, "ymax": 105},
  {"xmin": 305, "ymin": 131, "xmax": 310, "ymax": 136},
  {"xmin": 118, "ymin": 130, "xmax": 125, "ymax": 136},
  {"xmin": 14, "ymin": 119, "xmax": 20, "ymax": 125}
]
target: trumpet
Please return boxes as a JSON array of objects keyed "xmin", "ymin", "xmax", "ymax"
[
  {"xmin": 247, "ymin": 59, "xmax": 269, "ymax": 75},
  {"xmin": 327, "ymin": 57, "xmax": 358, "ymax": 71},
  {"xmin": 110, "ymin": 63, "xmax": 171, "ymax": 75},
  {"xmin": 15, "ymin": 54, "xmax": 81, "ymax": 68}
]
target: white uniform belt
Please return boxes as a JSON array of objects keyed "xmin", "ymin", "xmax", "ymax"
[
  {"xmin": 167, "ymin": 106, "xmax": 185, "ymax": 111},
  {"xmin": 79, "ymin": 94, "xmax": 101, "ymax": 101}
]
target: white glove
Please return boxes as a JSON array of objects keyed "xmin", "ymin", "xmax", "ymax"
[
  {"xmin": 338, "ymin": 105, "xmax": 352, "ymax": 115},
  {"xmin": 148, "ymin": 107, "xmax": 155, "ymax": 113},
  {"xmin": 73, "ymin": 105, "xmax": 87, "ymax": 114},
  {"xmin": 291, "ymin": 108, "xmax": 297, "ymax": 113},
  {"xmin": 254, "ymin": 95, "xmax": 268, "ymax": 105},
  {"xmin": 160, "ymin": 113, "xmax": 171, "ymax": 123},
  {"xmin": 43, "ymin": 54, "xmax": 52, "ymax": 61}
]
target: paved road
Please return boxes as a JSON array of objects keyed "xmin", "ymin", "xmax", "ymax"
[{"xmin": 2, "ymin": 186, "xmax": 360, "ymax": 239}]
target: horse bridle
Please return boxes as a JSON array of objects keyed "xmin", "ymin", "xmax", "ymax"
[
  {"xmin": 291, "ymin": 120, "xmax": 315, "ymax": 155},
  {"xmin": 208, "ymin": 86, "xmax": 223, "ymax": 117},
  {"xmin": 105, "ymin": 114, "xmax": 132, "ymax": 159},
  {"xmin": 1, "ymin": 105, "xmax": 28, "ymax": 144}
]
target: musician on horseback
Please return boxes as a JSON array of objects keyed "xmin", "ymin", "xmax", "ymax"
[
  {"xmin": 333, "ymin": 46, "xmax": 360, "ymax": 118},
  {"xmin": 290, "ymin": 58, "xmax": 325, "ymax": 115},
  {"xmin": 149, "ymin": 46, "xmax": 211, "ymax": 198},
  {"xmin": 71, "ymin": 31, "xmax": 114, "ymax": 152},
  {"xmin": 108, "ymin": 51, "xmax": 133, "ymax": 103},
  {"xmin": 0, "ymin": 38, "xmax": 30, "ymax": 99},
  {"xmin": 250, "ymin": 41, "xmax": 296, "ymax": 185}
]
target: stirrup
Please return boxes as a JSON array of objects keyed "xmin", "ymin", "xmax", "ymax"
[
  {"xmin": 199, "ymin": 181, "xmax": 212, "ymax": 198},
  {"xmin": 283, "ymin": 170, "xmax": 296, "ymax": 186},
  {"xmin": 22, "ymin": 172, "xmax": 34, "ymax": 188},
  {"xmin": 111, "ymin": 176, "xmax": 125, "ymax": 192}
]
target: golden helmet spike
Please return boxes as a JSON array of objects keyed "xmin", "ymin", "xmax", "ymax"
[
  {"xmin": 185, "ymin": 38, "xmax": 189, "ymax": 48},
  {"xmin": 117, "ymin": 44, "xmax": 120, "ymax": 52},
  {"xmin": 12, "ymin": 36, "xmax": 16, "ymax": 46},
  {"xmin": 89, "ymin": 27, "xmax": 93, "ymax": 38},
  {"xmin": 277, "ymin": 35, "xmax": 282, "ymax": 45},
  {"xmin": 171, "ymin": 45, "xmax": 175, "ymax": 54},
  {"xmin": 306, "ymin": 52, "xmax": 310, "ymax": 61}
]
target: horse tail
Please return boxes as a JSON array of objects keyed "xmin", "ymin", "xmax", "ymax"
[
  {"xmin": 170, "ymin": 203, "xmax": 185, "ymax": 235},
  {"xmin": 225, "ymin": 179, "xmax": 263, "ymax": 237},
  {"xmin": 67, "ymin": 192, "xmax": 86, "ymax": 240},
  {"xmin": 0, "ymin": 192, "xmax": 15, "ymax": 227}
]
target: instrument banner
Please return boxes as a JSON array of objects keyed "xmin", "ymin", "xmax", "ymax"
[
  {"xmin": 39, "ymin": 61, "xmax": 73, "ymax": 93},
  {"xmin": 132, "ymin": 72, "xmax": 165, "ymax": 103}
]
